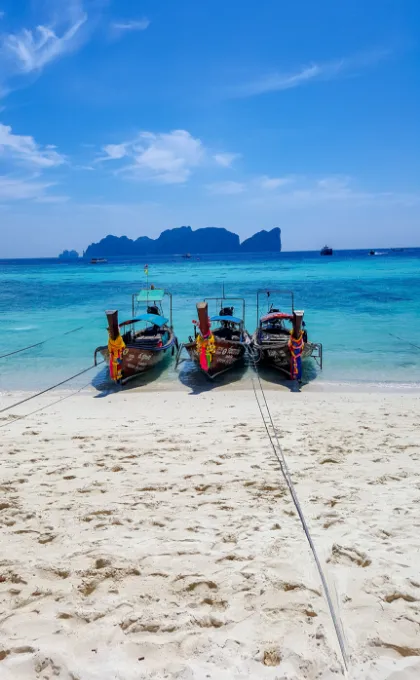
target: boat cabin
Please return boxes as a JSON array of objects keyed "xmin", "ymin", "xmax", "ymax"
[
  {"xmin": 210, "ymin": 306, "xmax": 244, "ymax": 341},
  {"xmin": 119, "ymin": 313, "xmax": 170, "ymax": 348}
]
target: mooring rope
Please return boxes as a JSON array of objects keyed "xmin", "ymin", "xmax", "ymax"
[
  {"xmin": 0, "ymin": 360, "xmax": 104, "ymax": 415},
  {"xmin": 389, "ymin": 332, "xmax": 420, "ymax": 352},
  {"xmin": 0, "ymin": 325, "xmax": 86, "ymax": 360},
  {"xmin": 0, "ymin": 379, "xmax": 94, "ymax": 430},
  {"xmin": 247, "ymin": 349, "xmax": 349, "ymax": 674}
]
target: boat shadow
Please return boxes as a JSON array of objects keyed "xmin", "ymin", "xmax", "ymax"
[
  {"xmin": 178, "ymin": 359, "xmax": 248, "ymax": 395},
  {"xmin": 255, "ymin": 360, "xmax": 320, "ymax": 392},
  {"xmin": 92, "ymin": 352, "xmax": 174, "ymax": 395}
]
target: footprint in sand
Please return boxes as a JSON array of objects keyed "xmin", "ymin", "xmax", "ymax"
[{"xmin": 328, "ymin": 544, "xmax": 371, "ymax": 567}]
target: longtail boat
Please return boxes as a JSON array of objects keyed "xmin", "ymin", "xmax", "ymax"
[
  {"xmin": 94, "ymin": 288, "xmax": 177, "ymax": 384},
  {"xmin": 251, "ymin": 290, "xmax": 322, "ymax": 382},
  {"xmin": 176, "ymin": 295, "xmax": 250, "ymax": 379}
]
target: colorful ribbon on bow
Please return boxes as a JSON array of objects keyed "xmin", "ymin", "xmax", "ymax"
[
  {"xmin": 289, "ymin": 330, "xmax": 304, "ymax": 381},
  {"xmin": 196, "ymin": 332, "xmax": 216, "ymax": 371},
  {"xmin": 108, "ymin": 333, "xmax": 126, "ymax": 383}
]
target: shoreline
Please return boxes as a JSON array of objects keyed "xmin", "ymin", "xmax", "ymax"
[
  {"xmin": 1, "ymin": 389, "xmax": 419, "ymax": 678},
  {"xmin": 2, "ymin": 374, "xmax": 420, "ymax": 402}
]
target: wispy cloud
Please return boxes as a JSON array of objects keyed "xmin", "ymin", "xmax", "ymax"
[
  {"xmin": 2, "ymin": 16, "xmax": 87, "ymax": 76},
  {"xmin": 100, "ymin": 143, "xmax": 129, "ymax": 161},
  {"xmin": 111, "ymin": 18, "xmax": 150, "ymax": 34},
  {"xmin": 248, "ymin": 174, "xmax": 420, "ymax": 208},
  {"xmin": 258, "ymin": 175, "xmax": 293, "ymax": 190},
  {"xmin": 36, "ymin": 194, "xmax": 70, "ymax": 203},
  {"xmin": 206, "ymin": 181, "xmax": 246, "ymax": 195},
  {"xmin": 0, "ymin": 175, "xmax": 56, "ymax": 201},
  {"xmin": 0, "ymin": 123, "xmax": 65, "ymax": 167},
  {"xmin": 230, "ymin": 49, "xmax": 390, "ymax": 98},
  {"xmin": 0, "ymin": 1, "xmax": 90, "ymax": 97},
  {"xmin": 213, "ymin": 152, "xmax": 241, "ymax": 168},
  {"xmin": 0, "ymin": 122, "xmax": 67, "ymax": 203},
  {"xmin": 98, "ymin": 129, "xmax": 204, "ymax": 184}
]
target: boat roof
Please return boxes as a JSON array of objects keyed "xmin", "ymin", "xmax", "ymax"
[
  {"xmin": 210, "ymin": 314, "xmax": 243, "ymax": 324},
  {"xmin": 261, "ymin": 312, "xmax": 293, "ymax": 323},
  {"xmin": 136, "ymin": 289, "xmax": 165, "ymax": 302},
  {"xmin": 120, "ymin": 313, "xmax": 169, "ymax": 327}
]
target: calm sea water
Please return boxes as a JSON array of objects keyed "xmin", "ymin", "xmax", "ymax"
[{"xmin": 1, "ymin": 249, "xmax": 420, "ymax": 391}]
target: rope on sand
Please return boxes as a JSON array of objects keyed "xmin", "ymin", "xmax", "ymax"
[
  {"xmin": 0, "ymin": 360, "xmax": 104, "ymax": 416},
  {"xmin": 248, "ymin": 349, "xmax": 349, "ymax": 674},
  {"xmin": 0, "ymin": 326, "xmax": 85, "ymax": 360},
  {"xmin": 0, "ymin": 379, "xmax": 94, "ymax": 430}
]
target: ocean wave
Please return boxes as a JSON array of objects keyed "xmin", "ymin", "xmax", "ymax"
[{"xmin": 9, "ymin": 326, "xmax": 38, "ymax": 332}]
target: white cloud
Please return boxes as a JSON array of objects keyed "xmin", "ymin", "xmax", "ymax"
[
  {"xmin": 111, "ymin": 19, "xmax": 150, "ymax": 33},
  {"xmin": 2, "ymin": 16, "xmax": 87, "ymax": 75},
  {"xmin": 213, "ymin": 152, "xmax": 241, "ymax": 168},
  {"xmin": 238, "ymin": 65, "xmax": 322, "ymax": 97},
  {"xmin": 99, "ymin": 129, "xmax": 204, "ymax": 184},
  {"xmin": 230, "ymin": 50, "xmax": 389, "ymax": 98},
  {"xmin": 0, "ymin": 123, "xmax": 65, "ymax": 167},
  {"xmin": 36, "ymin": 194, "xmax": 70, "ymax": 203},
  {"xmin": 258, "ymin": 175, "xmax": 293, "ymax": 190},
  {"xmin": 100, "ymin": 143, "xmax": 128, "ymax": 161},
  {"xmin": 0, "ymin": 1, "xmax": 90, "ymax": 96},
  {"xmin": 206, "ymin": 181, "xmax": 245, "ymax": 195},
  {"xmin": 248, "ymin": 174, "xmax": 420, "ymax": 208},
  {"xmin": 0, "ymin": 175, "xmax": 55, "ymax": 201}
]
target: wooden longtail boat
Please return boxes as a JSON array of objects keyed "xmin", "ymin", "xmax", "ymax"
[
  {"xmin": 251, "ymin": 290, "xmax": 322, "ymax": 381},
  {"xmin": 176, "ymin": 296, "xmax": 250, "ymax": 379},
  {"xmin": 94, "ymin": 288, "xmax": 177, "ymax": 384}
]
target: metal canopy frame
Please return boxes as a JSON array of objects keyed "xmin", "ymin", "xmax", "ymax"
[
  {"xmin": 131, "ymin": 289, "xmax": 173, "ymax": 327},
  {"xmin": 256, "ymin": 289, "xmax": 295, "ymax": 326},
  {"xmin": 204, "ymin": 296, "xmax": 246, "ymax": 327}
]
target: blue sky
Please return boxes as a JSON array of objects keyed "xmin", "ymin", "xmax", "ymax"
[{"xmin": 0, "ymin": 0, "xmax": 419, "ymax": 256}]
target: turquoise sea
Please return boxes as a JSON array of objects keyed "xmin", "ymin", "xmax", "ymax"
[{"xmin": 1, "ymin": 249, "xmax": 420, "ymax": 392}]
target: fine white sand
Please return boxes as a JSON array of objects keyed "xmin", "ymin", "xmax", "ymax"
[{"xmin": 0, "ymin": 386, "xmax": 419, "ymax": 679}]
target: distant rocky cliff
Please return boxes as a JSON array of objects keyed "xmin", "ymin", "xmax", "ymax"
[
  {"xmin": 240, "ymin": 229, "xmax": 281, "ymax": 252},
  {"xmin": 82, "ymin": 226, "xmax": 281, "ymax": 258},
  {"xmin": 58, "ymin": 249, "xmax": 79, "ymax": 260}
]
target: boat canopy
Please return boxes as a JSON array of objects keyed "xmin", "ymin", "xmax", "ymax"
[
  {"xmin": 261, "ymin": 312, "xmax": 293, "ymax": 323},
  {"xmin": 136, "ymin": 289, "xmax": 165, "ymax": 302},
  {"xmin": 120, "ymin": 313, "xmax": 169, "ymax": 327},
  {"xmin": 210, "ymin": 314, "xmax": 243, "ymax": 324}
]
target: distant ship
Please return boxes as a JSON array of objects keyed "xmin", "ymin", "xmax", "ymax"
[
  {"xmin": 90, "ymin": 258, "xmax": 107, "ymax": 264},
  {"xmin": 181, "ymin": 253, "xmax": 192, "ymax": 259},
  {"xmin": 320, "ymin": 245, "xmax": 333, "ymax": 256}
]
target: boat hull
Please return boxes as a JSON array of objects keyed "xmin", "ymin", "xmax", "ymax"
[
  {"xmin": 252, "ymin": 335, "xmax": 316, "ymax": 379},
  {"xmin": 183, "ymin": 338, "xmax": 246, "ymax": 379},
  {"xmin": 95, "ymin": 336, "xmax": 176, "ymax": 384}
]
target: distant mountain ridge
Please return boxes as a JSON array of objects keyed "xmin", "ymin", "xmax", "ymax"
[
  {"xmin": 82, "ymin": 226, "xmax": 281, "ymax": 258},
  {"xmin": 58, "ymin": 249, "xmax": 79, "ymax": 260}
]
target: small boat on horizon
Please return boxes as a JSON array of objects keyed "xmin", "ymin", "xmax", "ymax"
[
  {"xmin": 251, "ymin": 290, "xmax": 322, "ymax": 382},
  {"xmin": 94, "ymin": 288, "xmax": 177, "ymax": 384},
  {"xmin": 182, "ymin": 253, "xmax": 192, "ymax": 259},
  {"xmin": 320, "ymin": 245, "xmax": 333, "ymax": 256},
  {"xmin": 90, "ymin": 258, "xmax": 107, "ymax": 264},
  {"xmin": 176, "ymin": 295, "xmax": 250, "ymax": 379}
]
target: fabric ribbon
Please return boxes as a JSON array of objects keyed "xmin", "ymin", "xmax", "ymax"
[
  {"xmin": 196, "ymin": 332, "xmax": 216, "ymax": 371},
  {"xmin": 108, "ymin": 334, "xmax": 126, "ymax": 383},
  {"xmin": 289, "ymin": 330, "xmax": 304, "ymax": 381}
]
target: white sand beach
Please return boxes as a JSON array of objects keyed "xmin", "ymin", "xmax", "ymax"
[{"xmin": 0, "ymin": 385, "xmax": 419, "ymax": 679}]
